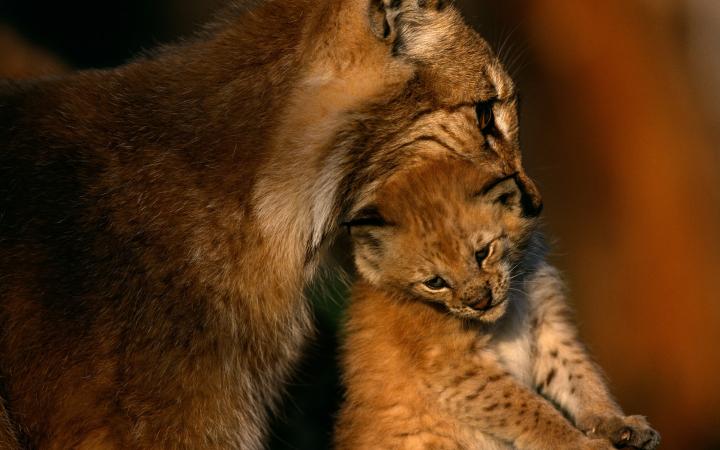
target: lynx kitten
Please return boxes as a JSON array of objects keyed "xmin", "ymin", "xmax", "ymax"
[{"xmin": 336, "ymin": 158, "xmax": 660, "ymax": 450}]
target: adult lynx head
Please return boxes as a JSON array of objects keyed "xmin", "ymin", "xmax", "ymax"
[
  {"xmin": 252, "ymin": 0, "xmax": 542, "ymax": 266},
  {"xmin": 346, "ymin": 158, "xmax": 539, "ymax": 322}
]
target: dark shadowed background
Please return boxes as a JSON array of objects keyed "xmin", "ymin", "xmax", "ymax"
[{"xmin": 1, "ymin": 1, "xmax": 719, "ymax": 449}]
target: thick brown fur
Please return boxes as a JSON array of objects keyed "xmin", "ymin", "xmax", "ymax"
[
  {"xmin": 0, "ymin": 24, "xmax": 68, "ymax": 450},
  {"xmin": 0, "ymin": 1, "xmax": 542, "ymax": 448},
  {"xmin": 0, "ymin": 400, "xmax": 18, "ymax": 450},
  {"xmin": 336, "ymin": 159, "xmax": 660, "ymax": 449}
]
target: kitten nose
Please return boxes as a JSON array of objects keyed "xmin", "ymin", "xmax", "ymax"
[{"xmin": 466, "ymin": 288, "xmax": 493, "ymax": 311}]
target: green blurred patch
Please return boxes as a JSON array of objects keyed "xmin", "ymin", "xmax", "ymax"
[{"xmin": 268, "ymin": 272, "xmax": 350, "ymax": 450}]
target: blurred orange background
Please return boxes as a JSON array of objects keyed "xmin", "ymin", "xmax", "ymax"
[
  {"xmin": 459, "ymin": 1, "xmax": 720, "ymax": 448},
  {"xmin": 2, "ymin": 1, "xmax": 719, "ymax": 448}
]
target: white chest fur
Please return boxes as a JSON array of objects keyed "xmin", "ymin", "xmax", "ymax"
[{"xmin": 488, "ymin": 293, "xmax": 535, "ymax": 387}]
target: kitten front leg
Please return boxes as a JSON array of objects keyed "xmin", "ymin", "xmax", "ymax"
[
  {"xmin": 527, "ymin": 264, "xmax": 660, "ymax": 450},
  {"xmin": 437, "ymin": 352, "xmax": 612, "ymax": 450}
]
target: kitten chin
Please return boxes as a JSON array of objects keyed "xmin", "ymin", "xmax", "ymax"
[{"xmin": 448, "ymin": 297, "xmax": 509, "ymax": 323}]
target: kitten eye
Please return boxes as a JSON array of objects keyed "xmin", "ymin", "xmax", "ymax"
[
  {"xmin": 342, "ymin": 206, "xmax": 387, "ymax": 229},
  {"xmin": 423, "ymin": 276, "xmax": 448, "ymax": 291},
  {"xmin": 475, "ymin": 100, "xmax": 496, "ymax": 135},
  {"xmin": 475, "ymin": 245, "xmax": 490, "ymax": 266}
]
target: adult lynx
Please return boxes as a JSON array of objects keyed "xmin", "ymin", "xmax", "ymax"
[{"xmin": 0, "ymin": 1, "xmax": 541, "ymax": 448}]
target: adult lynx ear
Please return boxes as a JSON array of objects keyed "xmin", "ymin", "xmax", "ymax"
[
  {"xmin": 368, "ymin": 0, "xmax": 397, "ymax": 41},
  {"xmin": 368, "ymin": 0, "xmax": 450, "ymax": 42}
]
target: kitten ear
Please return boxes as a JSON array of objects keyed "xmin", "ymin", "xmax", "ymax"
[
  {"xmin": 482, "ymin": 176, "xmax": 523, "ymax": 212},
  {"xmin": 481, "ymin": 174, "xmax": 543, "ymax": 218},
  {"xmin": 516, "ymin": 172, "xmax": 543, "ymax": 217},
  {"xmin": 345, "ymin": 205, "xmax": 389, "ymax": 285}
]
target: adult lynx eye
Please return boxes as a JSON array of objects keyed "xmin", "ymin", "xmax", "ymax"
[
  {"xmin": 475, "ymin": 100, "xmax": 496, "ymax": 135},
  {"xmin": 424, "ymin": 276, "xmax": 448, "ymax": 290}
]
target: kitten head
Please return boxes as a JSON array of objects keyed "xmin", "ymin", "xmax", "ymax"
[{"xmin": 345, "ymin": 158, "xmax": 539, "ymax": 322}]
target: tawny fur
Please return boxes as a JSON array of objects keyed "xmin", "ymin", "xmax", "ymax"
[
  {"xmin": 0, "ymin": 401, "xmax": 18, "ymax": 450},
  {"xmin": 336, "ymin": 159, "xmax": 660, "ymax": 449},
  {"xmin": 0, "ymin": 1, "xmax": 543, "ymax": 449},
  {"xmin": 0, "ymin": 24, "xmax": 67, "ymax": 450}
]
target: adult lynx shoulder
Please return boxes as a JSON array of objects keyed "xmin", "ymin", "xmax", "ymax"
[
  {"xmin": 0, "ymin": 0, "xmax": 540, "ymax": 448},
  {"xmin": 336, "ymin": 158, "xmax": 660, "ymax": 449}
]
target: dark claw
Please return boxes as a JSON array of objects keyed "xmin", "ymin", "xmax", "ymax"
[{"xmin": 619, "ymin": 428, "xmax": 633, "ymax": 445}]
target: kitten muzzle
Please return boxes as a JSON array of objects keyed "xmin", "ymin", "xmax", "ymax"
[{"xmin": 466, "ymin": 294, "xmax": 492, "ymax": 311}]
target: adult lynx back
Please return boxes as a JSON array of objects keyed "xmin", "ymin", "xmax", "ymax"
[{"xmin": 0, "ymin": 0, "xmax": 541, "ymax": 448}]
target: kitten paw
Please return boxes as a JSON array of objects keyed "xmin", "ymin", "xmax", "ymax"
[{"xmin": 579, "ymin": 414, "xmax": 660, "ymax": 450}]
